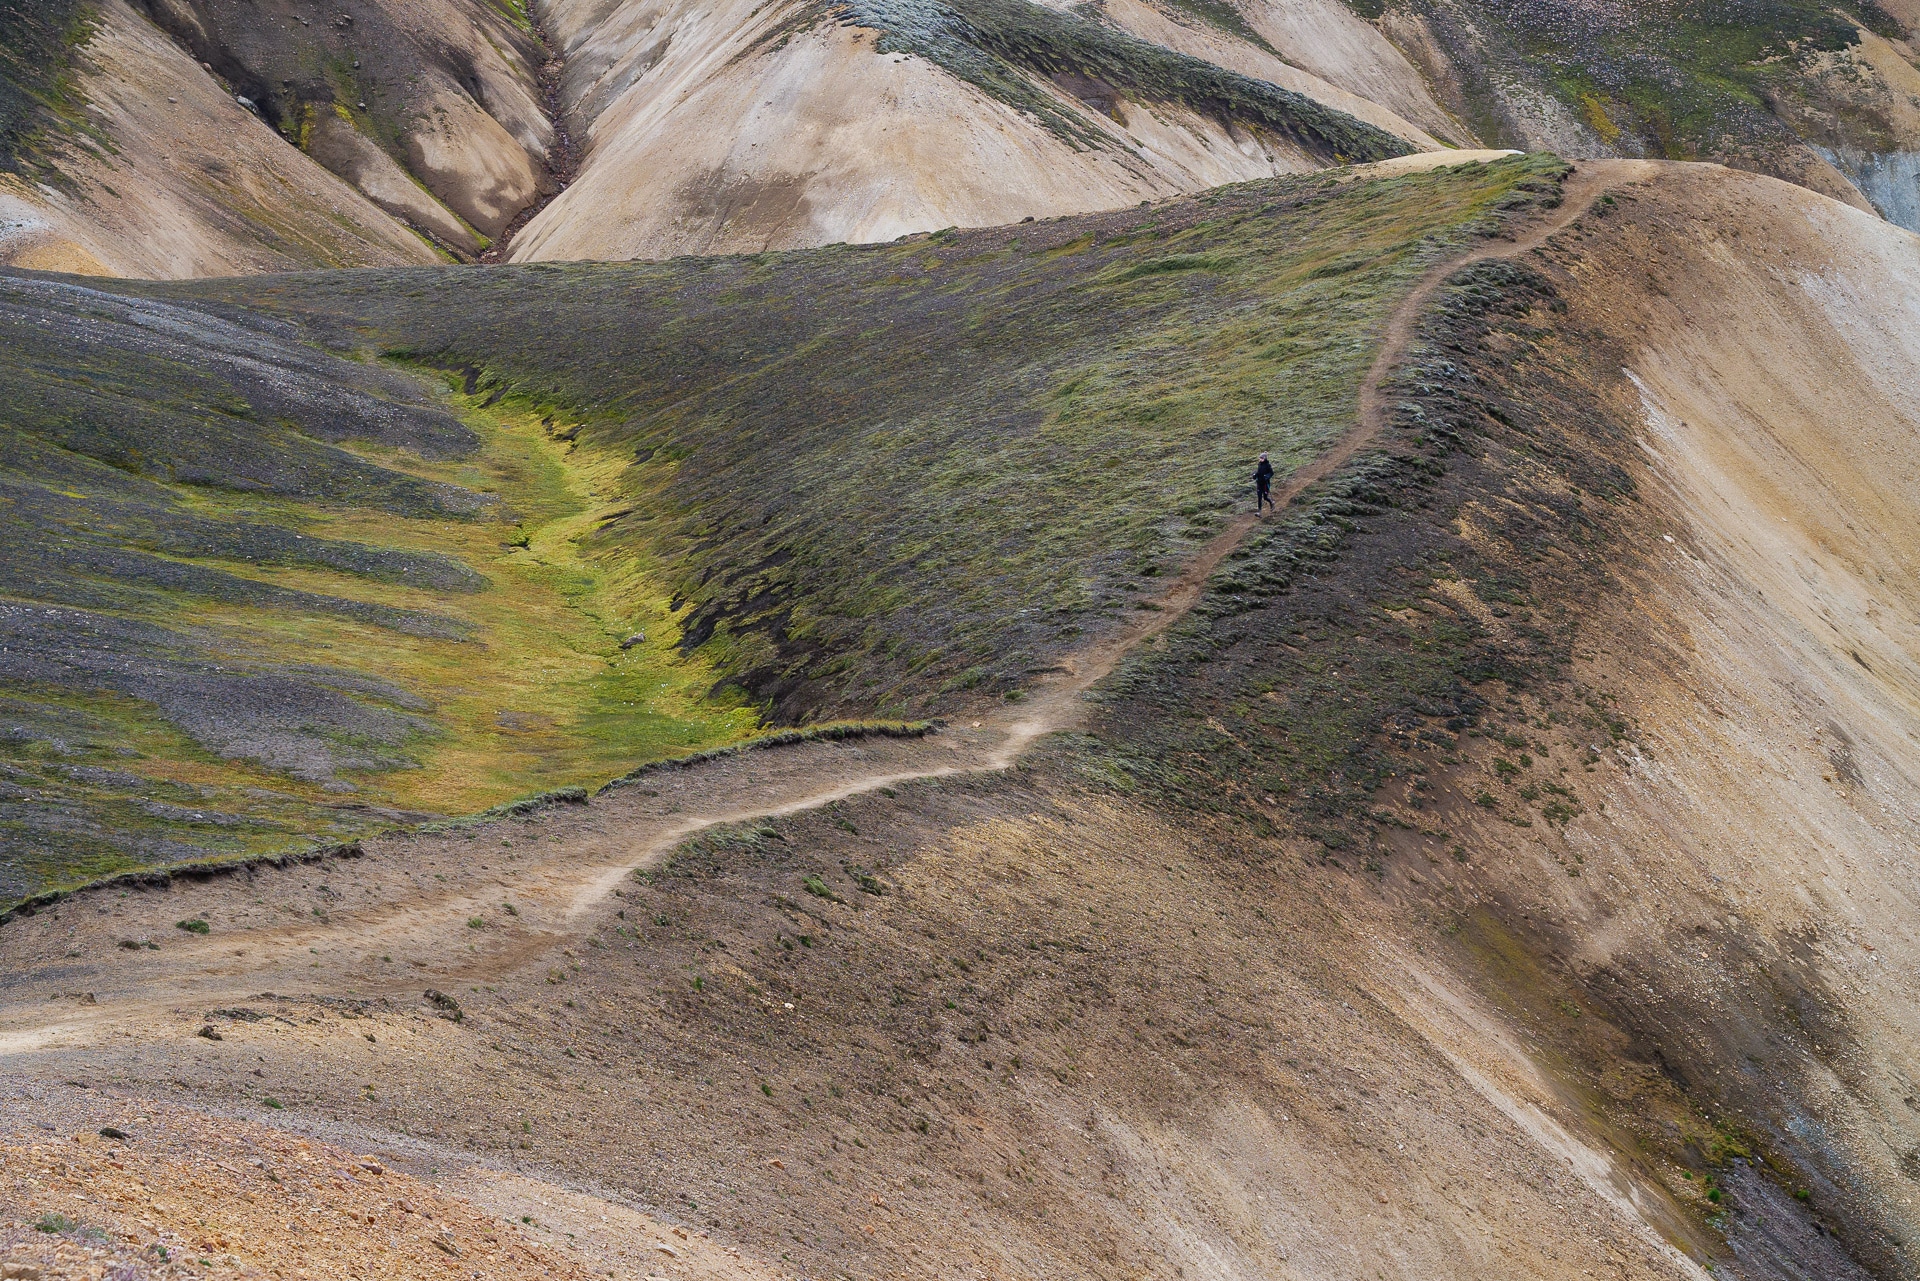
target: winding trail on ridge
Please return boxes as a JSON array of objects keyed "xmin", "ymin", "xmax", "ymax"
[{"xmin": 0, "ymin": 160, "xmax": 1645, "ymax": 1053}]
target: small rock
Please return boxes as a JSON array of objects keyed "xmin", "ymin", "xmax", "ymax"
[
  {"xmin": 197, "ymin": 1025, "xmax": 223, "ymax": 1041},
  {"xmin": 5, "ymin": 1263, "xmax": 46, "ymax": 1280},
  {"xmin": 98, "ymin": 1126, "xmax": 128, "ymax": 1141},
  {"xmin": 424, "ymin": 989, "xmax": 463, "ymax": 1022},
  {"xmin": 620, "ymin": 632, "xmax": 647, "ymax": 649},
  {"xmin": 654, "ymin": 1243, "xmax": 679, "ymax": 1258}
]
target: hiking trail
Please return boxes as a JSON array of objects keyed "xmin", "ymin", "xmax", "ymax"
[{"xmin": 0, "ymin": 160, "xmax": 1645, "ymax": 1053}]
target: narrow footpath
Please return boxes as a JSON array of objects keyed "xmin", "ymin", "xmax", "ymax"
[{"xmin": 0, "ymin": 159, "xmax": 1647, "ymax": 1055}]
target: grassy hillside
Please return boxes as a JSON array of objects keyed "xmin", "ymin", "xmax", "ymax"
[
  {"xmin": 0, "ymin": 276, "xmax": 756, "ymax": 911},
  {"xmin": 191, "ymin": 154, "xmax": 1569, "ymax": 722},
  {"xmin": 0, "ymin": 153, "xmax": 1564, "ymax": 911},
  {"xmin": 1405, "ymin": 0, "xmax": 1908, "ymax": 181}
]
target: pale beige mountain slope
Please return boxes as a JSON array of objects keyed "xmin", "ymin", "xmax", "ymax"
[
  {"xmin": 1405, "ymin": 165, "xmax": 1920, "ymax": 1271},
  {"xmin": 1030, "ymin": 0, "xmax": 1473, "ymax": 145},
  {"xmin": 515, "ymin": 0, "xmax": 1455, "ymax": 260}
]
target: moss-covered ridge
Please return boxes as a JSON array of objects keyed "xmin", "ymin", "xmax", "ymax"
[
  {"xmin": 834, "ymin": 0, "xmax": 1411, "ymax": 158},
  {"xmin": 191, "ymin": 154, "xmax": 1568, "ymax": 727},
  {"xmin": 1, "ymin": 155, "xmax": 1563, "ymax": 910}
]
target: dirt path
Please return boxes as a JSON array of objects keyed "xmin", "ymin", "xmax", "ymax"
[{"xmin": 0, "ymin": 160, "xmax": 1645, "ymax": 1052}]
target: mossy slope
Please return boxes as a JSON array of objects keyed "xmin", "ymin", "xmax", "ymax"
[
  {"xmin": 189, "ymin": 154, "xmax": 1568, "ymax": 723},
  {"xmin": 1, "ymin": 154, "xmax": 1561, "ymax": 909},
  {"xmin": 0, "ymin": 273, "xmax": 755, "ymax": 911}
]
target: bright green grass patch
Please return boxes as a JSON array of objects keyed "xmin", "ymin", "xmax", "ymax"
[{"xmin": 152, "ymin": 391, "xmax": 761, "ymax": 817}]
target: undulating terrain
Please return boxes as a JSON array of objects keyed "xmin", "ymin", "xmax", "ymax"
[
  {"xmin": 0, "ymin": 146, "xmax": 1917, "ymax": 1281},
  {"xmin": 15, "ymin": 0, "xmax": 1920, "ymax": 274},
  {"xmin": 0, "ymin": 153, "xmax": 1558, "ymax": 910}
]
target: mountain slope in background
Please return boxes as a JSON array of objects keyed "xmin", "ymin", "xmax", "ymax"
[
  {"xmin": 511, "ymin": 0, "xmax": 1427, "ymax": 259},
  {"xmin": 12, "ymin": 0, "xmax": 1920, "ymax": 270},
  {"xmin": 137, "ymin": 0, "xmax": 560, "ymax": 250},
  {"xmin": 0, "ymin": 0, "xmax": 443, "ymax": 275},
  {"xmin": 1381, "ymin": 0, "xmax": 1920, "ymax": 229}
]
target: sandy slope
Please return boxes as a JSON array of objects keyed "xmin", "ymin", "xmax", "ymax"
[
  {"xmin": 1511, "ymin": 165, "xmax": 1920, "ymax": 1268},
  {"xmin": 0, "ymin": 0, "xmax": 439, "ymax": 278},
  {"xmin": 516, "ymin": 6, "xmax": 1321, "ymax": 261}
]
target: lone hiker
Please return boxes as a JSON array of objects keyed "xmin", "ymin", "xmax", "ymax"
[{"xmin": 1254, "ymin": 452, "xmax": 1274, "ymax": 514}]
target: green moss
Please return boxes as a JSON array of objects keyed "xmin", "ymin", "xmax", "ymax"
[
  {"xmin": 0, "ymin": 0, "xmax": 96, "ymax": 174},
  {"xmin": 187, "ymin": 155, "xmax": 1567, "ymax": 726},
  {"xmin": 488, "ymin": 0, "xmax": 536, "ymax": 33},
  {"xmin": 844, "ymin": 0, "xmax": 1407, "ymax": 158}
]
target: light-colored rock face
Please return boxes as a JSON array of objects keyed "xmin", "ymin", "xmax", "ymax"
[
  {"xmin": 1236, "ymin": 0, "xmax": 1470, "ymax": 143},
  {"xmin": 1024, "ymin": 0, "xmax": 1464, "ymax": 146},
  {"xmin": 0, "ymin": 0, "xmax": 438, "ymax": 278},
  {"xmin": 513, "ymin": 17, "xmax": 1325, "ymax": 262},
  {"xmin": 519, "ymin": 0, "xmax": 1434, "ymax": 261},
  {"xmin": 403, "ymin": 93, "xmax": 547, "ymax": 237}
]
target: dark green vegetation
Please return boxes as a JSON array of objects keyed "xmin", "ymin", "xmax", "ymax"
[
  {"xmin": 1407, "ymin": 0, "xmax": 1901, "ymax": 165},
  {"xmin": 191, "ymin": 154, "xmax": 1568, "ymax": 723},
  {"xmin": 840, "ymin": 0, "xmax": 1408, "ymax": 158},
  {"xmin": 0, "ymin": 0, "xmax": 94, "ymax": 173}
]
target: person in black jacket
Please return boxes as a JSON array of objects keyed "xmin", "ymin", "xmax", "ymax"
[{"xmin": 1254, "ymin": 452, "xmax": 1274, "ymax": 514}]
